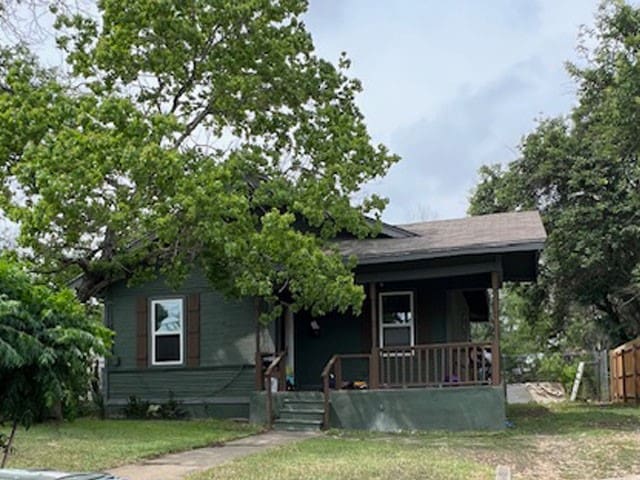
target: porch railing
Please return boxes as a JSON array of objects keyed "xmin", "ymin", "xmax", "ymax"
[
  {"xmin": 319, "ymin": 341, "xmax": 493, "ymax": 428},
  {"xmin": 379, "ymin": 342, "xmax": 493, "ymax": 388}
]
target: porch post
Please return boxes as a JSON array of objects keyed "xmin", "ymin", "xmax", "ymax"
[
  {"xmin": 369, "ymin": 282, "xmax": 380, "ymax": 389},
  {"xmin": 491, "ymin": 271, "xmax": 501, "ymax": 386},
  {"xmin": 284, "ymin": 306, "xmax": 294, "ymax": 383},
  {"xmin": 254, "ymin": 298, "xmax": 262, "ymax": 390}
]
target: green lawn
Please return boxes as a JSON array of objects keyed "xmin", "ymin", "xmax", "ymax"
[
  {"xmin": 6, "ymin": 405, "xmax": 640, "ymax": 479},
  {"xmin": 189, "ymin": 403, "xmax": 640, "ymax": 480},
  {"xmin": 5, "ymin": 418, "xmax": 262, "ymax": 471}
]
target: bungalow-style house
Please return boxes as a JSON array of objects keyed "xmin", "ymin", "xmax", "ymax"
[{"xmin": 102, "ymin": 210, "xmax": 546, "ymax": 431}]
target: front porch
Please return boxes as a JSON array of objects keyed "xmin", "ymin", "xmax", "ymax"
[
  {"xmin": 252, "ymin": 269, "xmax": 505, "ymax": 431},
  {"xmin": 254, "ymin": 337, "xmax": 502, "ymax": 431},
  {"xmin": 250, "ymin": 212, "xmax": 545, "ymax": 431}
]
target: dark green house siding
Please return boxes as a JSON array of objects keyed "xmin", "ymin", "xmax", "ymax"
[
  {"xmin": 104, "ymin": 270, "xmax": 262, "ymax": 418},
  {"xmin": 104, "ymin": 266, "xmax": 493, "ymax": 418}
]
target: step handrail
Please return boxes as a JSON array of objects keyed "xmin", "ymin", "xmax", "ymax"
[
  {"xmin": 320, "ymin": 354, "xmax": 339, "ymax": 429},
  {"xmin": 264, "ymin": 350, "xmax": 286, "ymax": 428},
  {"xmin": 320, "ymin": 353, "xmax": 372, "ymax": 429}
]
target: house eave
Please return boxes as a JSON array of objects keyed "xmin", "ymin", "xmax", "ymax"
[{"xmin": 351, "ymin": 240, "xmax": 546, "ymax": 266}]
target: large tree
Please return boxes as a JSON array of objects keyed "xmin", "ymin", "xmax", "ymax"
[
  {"xmin": 0, "ymin": 1, "xmax": 398, "ymax": 320},
  {"xmin": 0, "ymin": 256, "xmax": 111, "ymax": 466},
  {"xmin": 469, "ymin": 0, "xmax": 640, "ymax": 346}
]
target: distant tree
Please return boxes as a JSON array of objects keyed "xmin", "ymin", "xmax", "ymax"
[
  {"xmin": 0, "ymin": 257, "xmax": 111, "ymax": 467},
  {"xmin": 469, "ymin": 0, "xmax": 640, "ymax": 346},
  {"xmin": 0, "ymin": 1, "xmax": 398, "ymax": 321}
]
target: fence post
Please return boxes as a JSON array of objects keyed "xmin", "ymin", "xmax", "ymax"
[
  {"xmin": 622, "ymin": 349, "xmax": 627, "ymax": 403},
  {"xmin": 633, "ymin": 345, "xmax": 638, "ymax": 404},
  {"xmin": 592, "ymin": 350, "xmax": 601, "ymax": 401},
  {"xmin": 599, "ymin": 350, "xmax": 610, "ymax": 403},
  {"xmin": 610, "ymin": 350, "xmax": 617, "ymax": 402}
]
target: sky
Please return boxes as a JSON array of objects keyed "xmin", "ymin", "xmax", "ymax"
[{"xmin": 304, "ymin": 0, "xmax": 600, "ymax": 224}]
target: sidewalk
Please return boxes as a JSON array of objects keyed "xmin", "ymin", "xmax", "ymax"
[{"xmin": 107, "ymin": 430, "xmax": 319, "ymax": 480}]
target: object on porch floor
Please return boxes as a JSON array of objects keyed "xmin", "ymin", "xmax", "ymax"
[
  {"xmin": 326, "ymin": 375, "xmax": 368, "ymax": 390},
  {"xmin": 285, "ymin": 366, "xmax": 295, "ymax": 391},
  {"xmin": 340, "ymin": 380, "xmax": 368, "ymax": 390},
  {"xmin": 469, "ymin": 349, "xmax": 492, "ymax": 382},
  {"xmin": 328, "ymin": 373, "xmax": 336, "ymax": 389},
  {"xmin": 286, "ymin": 374, "xmax": 295, "ymax": 391}
]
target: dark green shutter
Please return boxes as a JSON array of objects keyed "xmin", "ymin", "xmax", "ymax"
[{"xmin": 136, "ymin": 297, "xmax": 148, "ymax": 368}]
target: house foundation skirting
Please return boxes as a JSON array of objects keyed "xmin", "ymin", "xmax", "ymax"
[{"xmin": 250, "ymin": 386, "xmax": 506, "ymax": 431}]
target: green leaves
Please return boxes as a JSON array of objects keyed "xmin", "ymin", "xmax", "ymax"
[
  {"xmin": 0, "ymin": 257, "xmax": 111, "ymax": 430},
  {"xmin": 0, "ymin": 1, "xmax": 397, "ymax": 318}
]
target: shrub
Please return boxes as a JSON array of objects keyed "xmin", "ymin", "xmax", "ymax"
[
  {"xmin": 124, "ymin": 393, "xmax": 187, "ymax": 420},
  {"xmin": 537, "ymin": 353, "xmax": 578, "ymax": 392},
  {"xmin": 123, "ymin": 396, "xmax": 150, "ymax": 419}
]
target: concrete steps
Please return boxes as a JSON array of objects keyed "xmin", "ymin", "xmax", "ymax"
[
  {"xmin": 273, "ymin": 393, "xmax": 325, "ymax": 431},
  {"xmin": 274, "ymin": 417, "xmax": 324, "ymax": 431}
]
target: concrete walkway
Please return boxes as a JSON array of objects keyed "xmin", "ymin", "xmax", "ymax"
[{"xmin": 107, "ymin": 430, "xmax": 319, "ymax": 480}]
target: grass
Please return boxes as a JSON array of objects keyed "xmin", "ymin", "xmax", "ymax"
[
  {"xmin": 189, "ymin": 403, "xmax": 640, "ymax": 480},
  {"xmin": 5, "ymin": 417, "xmax": 262, "ymax": 472},
  {"xmin": 191, "ymin": 433, "xmax": 492, "ymax": 480}
]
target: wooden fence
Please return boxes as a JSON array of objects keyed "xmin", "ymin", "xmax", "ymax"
[{"xmin": 610, "ymin": 337, "xmax": 640, "ymax": 403}]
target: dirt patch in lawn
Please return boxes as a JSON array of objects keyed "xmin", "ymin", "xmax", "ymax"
[{"xmin": 464, "ymin": 431, "xmax": 640, "ymax": 480}]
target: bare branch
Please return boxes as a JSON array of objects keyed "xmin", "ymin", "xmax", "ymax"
[{"xmin": 174, "ymin": 104, "xmax": 211, "ymax": 148}]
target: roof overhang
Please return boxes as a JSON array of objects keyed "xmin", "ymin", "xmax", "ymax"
[
  {"xmin": 337, "ymin": 211, "xmax": 547, "ymax": 284},
  {"xmin": 351, "ymin": 240, "xmax": 545, "ymax": 266}
]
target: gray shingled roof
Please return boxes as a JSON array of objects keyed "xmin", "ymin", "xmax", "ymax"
[{"xmin": 337, "ymin": 210, "xmax": 546, "ymax": 265}]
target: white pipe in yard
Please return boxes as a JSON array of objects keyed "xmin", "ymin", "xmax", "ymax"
[{"xmin": 570, "ymin": 361, "xmax": 585, "ymax": 401}]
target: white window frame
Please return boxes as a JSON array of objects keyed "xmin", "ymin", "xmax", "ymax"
[
  {"xmin": 378, "ymin": 291, "xmax": 415, "ymax": 349},
  {"xmin": 150, "ymin": 297, "xmax": 185, "ymax": 366}
]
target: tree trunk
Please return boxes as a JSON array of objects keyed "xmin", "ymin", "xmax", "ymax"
[
  {"xmin": 1, "ymin": 419, "xmax": 18, "ymax": 468},
  {"xmin": 596, "ymin": 296, "xmax": 628, "ymax": 344}
]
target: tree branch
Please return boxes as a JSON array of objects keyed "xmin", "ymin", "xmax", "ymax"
[
  {"xmin": 174, "ymin": 105, "xmax": 211, "ymax": 147},
  {"xmin": 1, "ymin": 419, "xmax": 18, "ymax": 468},
  {"xmin": 169, "ymin": 25, "xmax": 221, "ymax": 115}
]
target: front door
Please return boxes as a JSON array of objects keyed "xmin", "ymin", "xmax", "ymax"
[{"xmin": 293, "ymin": 310, "xmax": 365, "ymax": 390}]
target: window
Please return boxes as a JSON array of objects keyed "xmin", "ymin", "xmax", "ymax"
[
  {"xmin": 151, "ymin": 298, "xmax": 184, "ymax": 365},
  {"xmin": 379, "ymin": 292, "xmax": 414, "ymax": 348}
]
